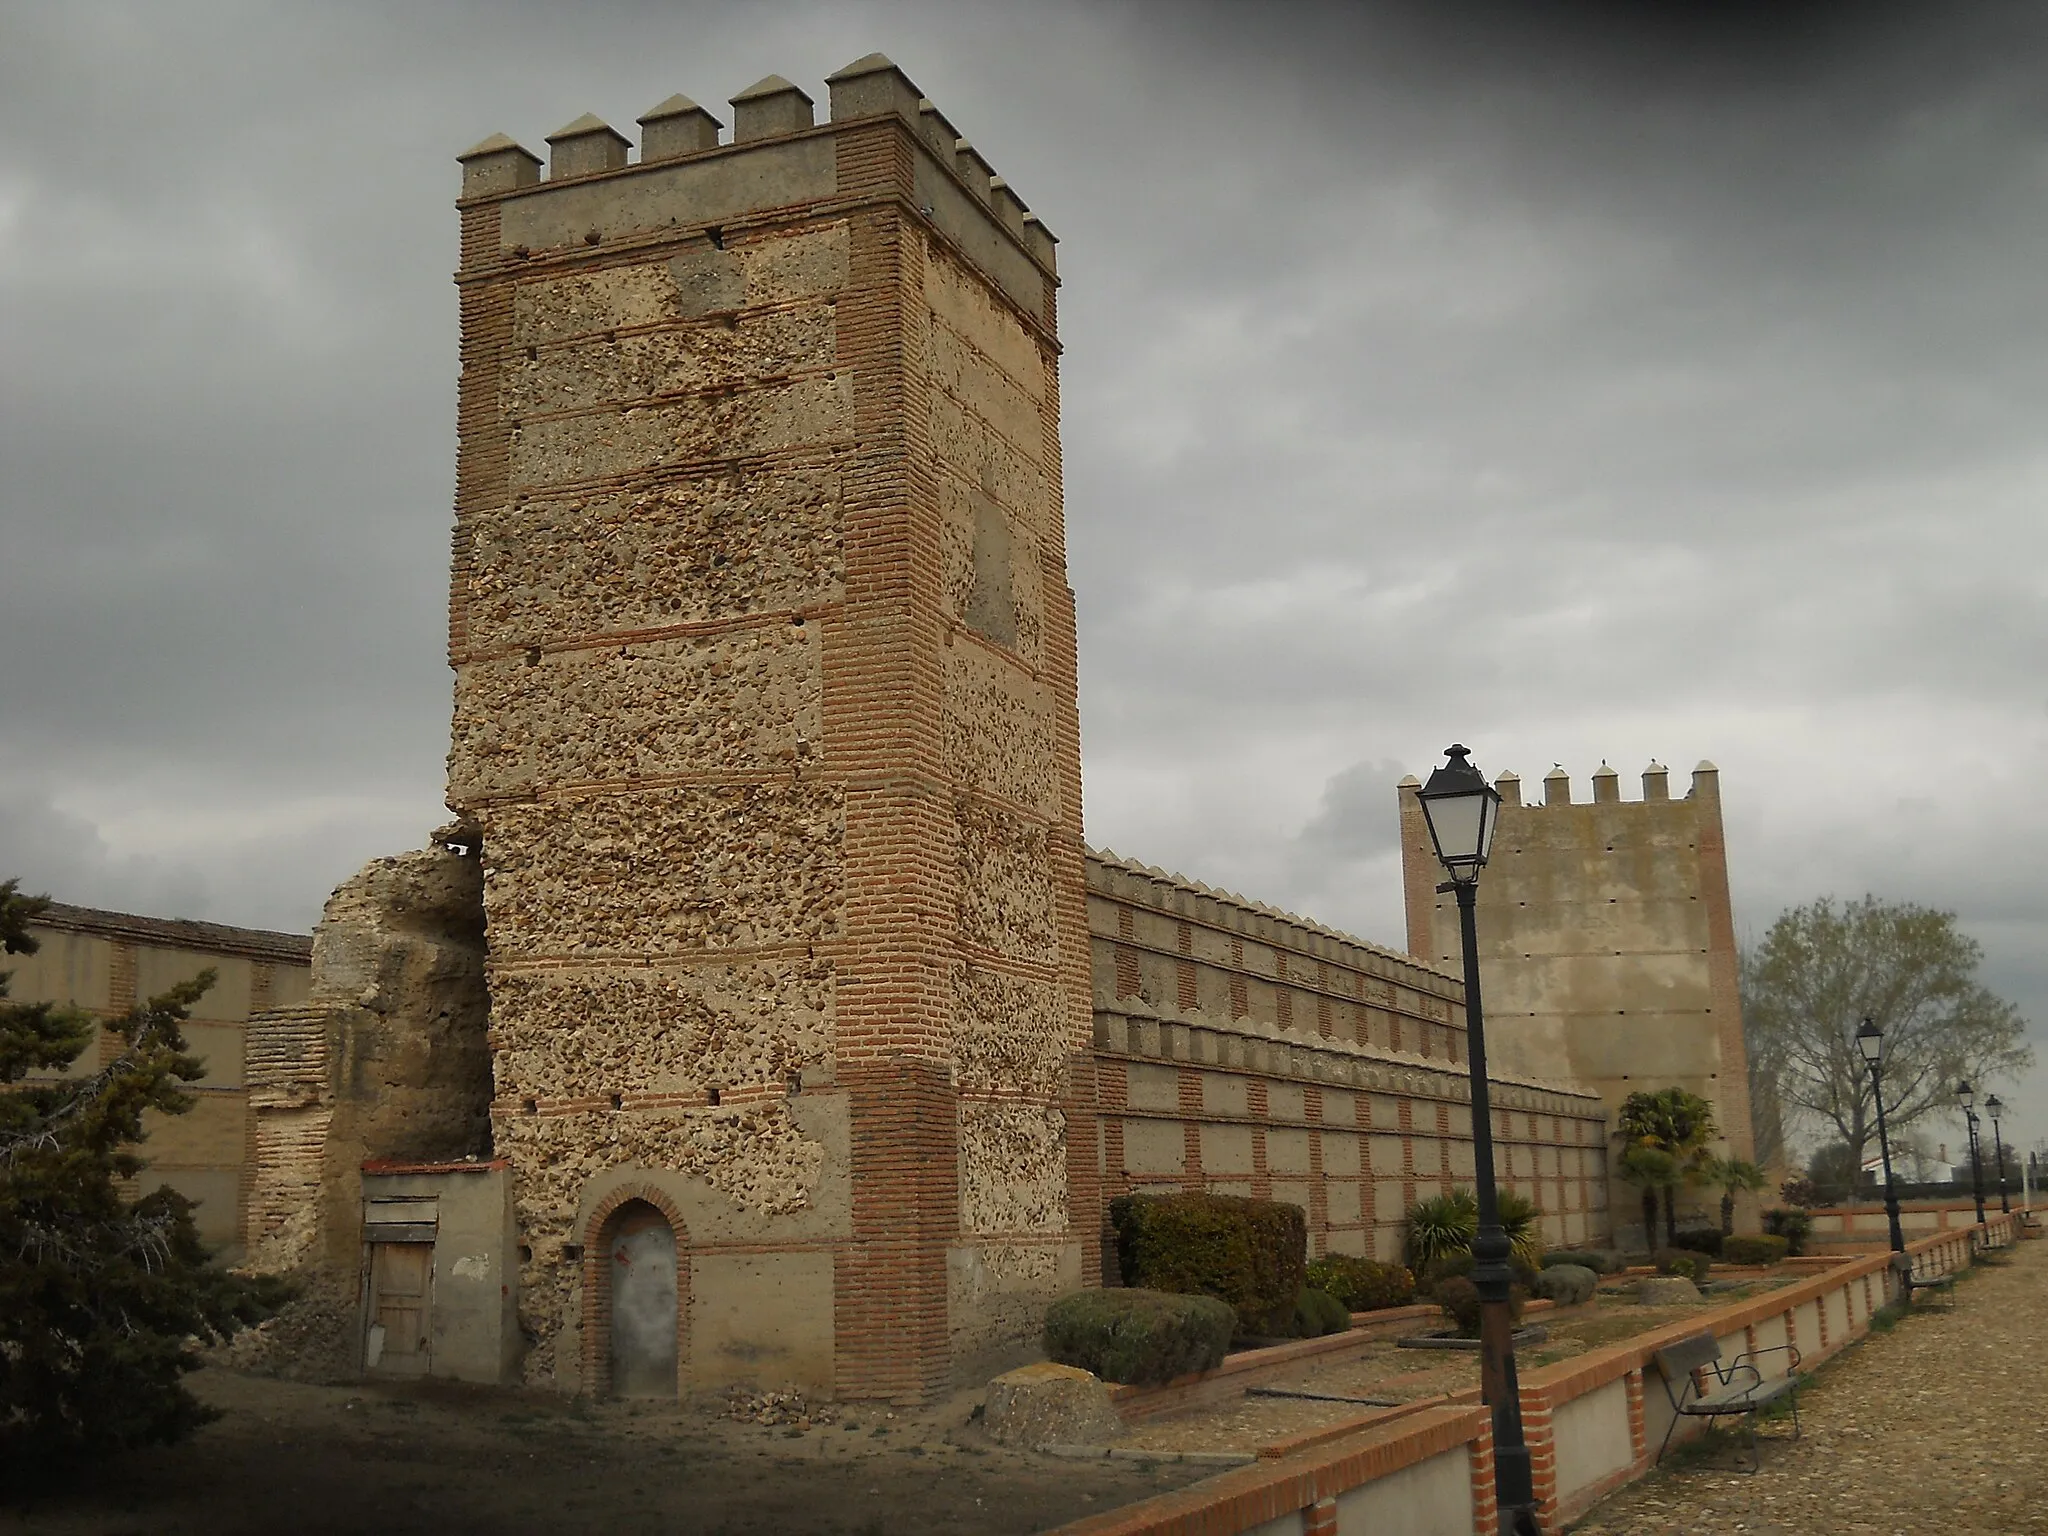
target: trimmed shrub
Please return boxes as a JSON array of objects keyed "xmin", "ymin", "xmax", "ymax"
[
  {"xmin": 1762, "ymin": 1207, "xmax": 1813, "ymax": 1257},
  {"xmin": 1435, "ymin": 1275, "xmax": 1527, "ymax": 1337},
  {"xmin": 1671, "ymin": 1227, "xmax": 1723, "ymax": 1258},
  {"xmin": 1043, "ymin": 1288, "xmax": 1235, "ymax": 1386},
  {"xmin": 1419, "ymin": 1250, "xmax": 1539, "ymax": 1299},
  {"xmin": 1543, "ymin": 1248, "xmax": 1626, "ymax": 1276},
  {"xmin": 1290, "ymin": 1288, "xmax": 1352, "ymax": 1338},
  {"xmin": 1304, "ymin": 1254, "xmax": 1415, "ymax": 1313},
  {"xmin": 1110, "ymin": 1191, "xmax": 1307, "ymax": 1336},
  {"xmin": 1722, "ymin": 1234, "xmax": 1791, "ymax": 1267},
  {"xmin": 1532, "ymin": 1264, "xmax": 1597, "ymax": 1306},
  {"xmin": 1654, "ymin": 1247, "xmax": 1712, "ymax": 1285}
]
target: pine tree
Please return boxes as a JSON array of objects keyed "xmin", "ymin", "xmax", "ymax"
[{"xmin": 0, "ymin": 879, "xmax": 282, "ymax": 1468}]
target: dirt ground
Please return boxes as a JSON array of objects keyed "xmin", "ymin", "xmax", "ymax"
[{"xmin": 0, "ymin": 1369, "xmax": 1212, "ymax": 1536}]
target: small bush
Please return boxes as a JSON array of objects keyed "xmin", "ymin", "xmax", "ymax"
[
  {"xmin": 1532, "ymin": 1264, "xmax": 1597, "ymax": 1306},
  {"xmin": 1543, "ymin": 1248, "xmax": 1626, "ymax": 1275},
  {"xmin": 1435, "ymin": 1276, "xmax": 1527, "ymax": 1337},
  {"xmin": 1721, "ymin": 1234, "xmax": 1790, "ymax": 1266},
  {"xmin": 1304, "ymin": 1254, "xmax": 1415, "ymax": 1312},
  {"xmin": 1042, "ymin": 1288, "xmax": 1235, "ymax": 1386},
  {"xmin": 1421, "ymin": 1251, "xmax": 1538, "ymax": 1300},
  {"xmin": 1110, "ymin": 1191, "xmax": 1307, "ymax": 1336},
  {"xmin": 1290, "ymin": 1288, "xmax": 1352, "ymax": 1338},
  {"xmin": 1762, "ymin": 1208, "xmax": 1813, "ymax": 1257},
  {"xmin": 1671, "ymin": 1227, "xmax": 1723, "ymax": 1258},
  {"xmin": 1654, "ymin": 1247, "xmax": 1712, "ymax": 1284}
]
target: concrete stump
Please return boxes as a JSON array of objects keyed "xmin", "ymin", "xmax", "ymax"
[
  {"xmin": 983, "ymin": 1362, "xmax": 1122, "ymax": 1448},
  {"xmin": 1636, "ymin": 1276, "xmax": 1701, "ymax": 1305}
]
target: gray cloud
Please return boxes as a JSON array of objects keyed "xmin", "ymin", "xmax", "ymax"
[{"xmin": 4, "ymin": 0, "xmax": 2046, "ymax": 1148}]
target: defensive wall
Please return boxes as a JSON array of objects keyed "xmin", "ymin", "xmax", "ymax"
[
  {"xmin": 1400, "ymin": 760, "xmax": 1753, "ymax": 1239},
  {"xmin": 1086, "ymin": 852, "xmax": 1608, "ymax": 1258},
  {"xmin": 12, "ymin": 903, "xmax": 311, "ymax": 1257}
]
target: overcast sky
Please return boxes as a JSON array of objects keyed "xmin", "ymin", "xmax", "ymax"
[{"xmin": 6, "ymin": 1, "xmax": 2047, "ymax": 1158}]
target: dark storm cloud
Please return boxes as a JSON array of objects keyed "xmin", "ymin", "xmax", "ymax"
[{"xmin": 3, "ymin": 1, "xmax": 2045, "ymax": 1150}]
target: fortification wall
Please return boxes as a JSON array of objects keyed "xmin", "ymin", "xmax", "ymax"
[
  {"xmin": 1400, "ymin": 760, "xmax": 1753, "ymax": 1238},
  {"xmin": 449, "ymin": 56, "xmax": 1086, "ymax": 1401},
  {"xmin": 14, "ymin": 904, "xmax": 312, "ymax": 1259},
  {"xmin": 1087, "ymin": 853, "xmax": 1610, "ymax": 1255}
]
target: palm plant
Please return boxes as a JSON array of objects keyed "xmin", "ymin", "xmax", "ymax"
[
  {"xmin": 1617, "ymin": 1144, "xmax": 1681, "ymax": 1250},
  {"xmin": 1615, "ymin": 1087, "xmax": 1718, "ymax": 1244},
  {"xmin": 1701, "ymin": 1155, "xmax": 1768, "ymax": 1236},
  {"xmin": 1403, "ymin": 1187, "xmax": 1544, "ymax": 1270},
  {"xmin": 1403, "ymin": 1189, "xmax": 1476, "ymax": 1268}
]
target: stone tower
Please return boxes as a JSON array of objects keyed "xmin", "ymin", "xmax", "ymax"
[
  {"xmin": 1401, "ymin": 761, "xmax": 1752, "ymax": 1233},
  {"xmin": 448, "ymin": 55, "xmax": 1093, "ymax": 1402}
]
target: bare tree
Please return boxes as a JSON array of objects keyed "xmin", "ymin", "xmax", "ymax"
[{"xmin": 1742, "ymin": 896, "xmax": 2032, "ymax": 1178}]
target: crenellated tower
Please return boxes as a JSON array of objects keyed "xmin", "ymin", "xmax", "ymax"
[
  {"xmin": 1400, "ymin": 760, "xmax": 1753, "ymax": 1236},
  {"xmin": 447, "ymin": 54, "xmax": 1092, "ymax": 1402}
]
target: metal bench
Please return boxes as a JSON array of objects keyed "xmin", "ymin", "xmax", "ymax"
[
  {"xmin": 1894, "ymin": 1251, "xmax": 1956, "ymax": 1308},
  {"xmin": 1652, "ymin": 1331, "xmax": 1801, "ymax": 1472}
]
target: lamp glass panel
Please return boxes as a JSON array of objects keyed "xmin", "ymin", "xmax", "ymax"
[
  {"xmin": 1855, "ymin": 1023, "xmax": 1882, "ymax": 1066},
  {"xmin": 1424, "ymin": 791, "xmax": 1487, "ymax": 866}
]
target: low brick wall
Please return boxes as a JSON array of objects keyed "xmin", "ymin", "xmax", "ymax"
[
  {"xmin": 1047, "ymin": 1213, "xmax": 2016, "ymax": 1536},
  {"xmin": 1799, "ymin": 1197, "xmax": 2021, "ymax": 1247}
]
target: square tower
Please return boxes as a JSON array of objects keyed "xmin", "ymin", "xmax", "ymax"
[
  {"xmin": 1400, "ymin": 761, "xmax": 1753, "ymax": 1233},
  {"xmin": 448, "ymin": 56, "xmax": 1093, "ymax": 1402}
]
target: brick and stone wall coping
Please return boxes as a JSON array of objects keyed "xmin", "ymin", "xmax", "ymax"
[
  {"xmin": 31, "ymin": 902, "xmax": 312, "ymax": 967},
  {"xmin": 1096, "ymin": 1001, "xmax": 1601, "ymax": 1115},
  {"xmin": 1087, "ymin": 848, "xmax": 1459, "ymax": 993}
]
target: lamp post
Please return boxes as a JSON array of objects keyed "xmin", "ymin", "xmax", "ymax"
[
  {"xmin": 1956, "ymin": 1080, "xmax": 1987, "ymax": 1226},
  {"xmin": 1985, "ymin": 1095, "xmax": 2010, "ymax": 1214},
  {"xmin": 1854, "ymin": 1018, "xmax": 1905, "ymax": 1255},
  {"xmin": 1416, "ymin": 744, "xmax": 1539, "ymax": 1536}
]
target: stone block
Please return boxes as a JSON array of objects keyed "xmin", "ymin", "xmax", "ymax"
[
  {"xmin": 1635, "ymin": 1276, "xmax": 1700, "ymax": 1305},
  {"xmin": 983, "ymin": 1362, "xmax": 1121, "ymax": 1449}
]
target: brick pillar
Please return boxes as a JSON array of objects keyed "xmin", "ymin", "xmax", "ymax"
[
  {"xmin": 1468, "ymin": 1417, "xmax": 1500, "ymax": 1536},
  {"xmin": 1624, "ymin": 1366, "xmax": 1648, "ymax": 1468}
]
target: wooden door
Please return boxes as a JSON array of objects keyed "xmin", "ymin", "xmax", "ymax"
[
  {"xmin": 367, "ymin": 1241, "xmax": 433, "ymax": 1376},
  {"xmin": 609, "ymin": 1209, "xmax": 678, "ymax": 1397}
]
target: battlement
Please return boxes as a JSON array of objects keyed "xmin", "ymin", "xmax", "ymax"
[
  {"xmin": 456, "ymin": 53, "xmax": 1056, "ymax": 309},
  {"xmin": 1478, "ymin": 759, "xmax": 1721, "ymax": 808}
]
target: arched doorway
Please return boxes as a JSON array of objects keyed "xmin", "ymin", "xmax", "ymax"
[{"xmin": 602, "ymin": 1201, "xmax": 678, "ymax": 1397}]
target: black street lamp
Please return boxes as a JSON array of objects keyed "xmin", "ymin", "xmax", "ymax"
[
  {"xmin": 1956, "ymin": 1080, "xmax": 1988, "ymax": 1226},
  {"xmin": 1416, "ymin": 744, "xmax": 1539, "ymax": 1536},
  {"xmin": 1855, "ymin": 1018, "xmax": 1905, "ymax": 1255},
  {"xmin": 1986, "ymin": 1095, "xmax": 2011, "ymax": 1214}
]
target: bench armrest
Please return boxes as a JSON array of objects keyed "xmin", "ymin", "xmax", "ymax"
[
  {"xmin": 1729, "ymin": 1341, "xmax": 1802, "ymax": 1375},
  {"xmin": 1703, "ymin": 1360, "xmax": 1763, "ymax": 1397}
]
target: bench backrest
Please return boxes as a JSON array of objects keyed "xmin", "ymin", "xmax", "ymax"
[{"xmin": 1652, "ymin": 1332, "xmax": 1721, "ymax": 1384}]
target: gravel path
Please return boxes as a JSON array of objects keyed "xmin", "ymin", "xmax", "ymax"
[{"xmin": 1571, "ymin": 1237, "xmax": 2047, "ymax": 1535}]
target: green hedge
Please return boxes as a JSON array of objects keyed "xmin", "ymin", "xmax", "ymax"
[
  {"xmin": 1418, "ymin": 1250, "xmax": 1540, "ymax": 1298},
  {"xmin": 1671, "ymin": 1227, "xmax": 1724, "ymax": 1257},
  {"xmin": 1762, "ymin": 1208, "xmax": 1813, "ymax": 1257},
  {"xmin": 1304, "ymin": 1254, "xmax": 1415, "ymax": 1312},
  {"xmin": 1654, "ymin": 1247, "xmax": 1713, "ymax": 1284},
  {"xmin": 1722, "ymin": 1234, "xmax": 1790, "ymax": 1266},
  {"xmin": 1289, "ymin": 1288, "xmax": 1352, "ymax": 1338},
  {"xmin": 1543, "ymin": 1248, "xmax": 1627, "ymax": 1276},
  {"xmin": 1434, "ymin": 1275, "xmax": 1526, "ymax": 1337},
  {"xmin": 1042, "ymin": 1288, "xmax": 1235, "ymax": 1385},
  {"xmin": 1532, "ymin": 1263, "xmax": 1597, "ymax": 1306},
  {"xmin": 1109, "ymin": 1192, "xmax": 1307, "ymax": 1336}
]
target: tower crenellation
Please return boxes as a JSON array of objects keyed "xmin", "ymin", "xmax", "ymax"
[{"xmin": 455, "ymin": 58, "xmax": 1053, "ymax": 284}]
